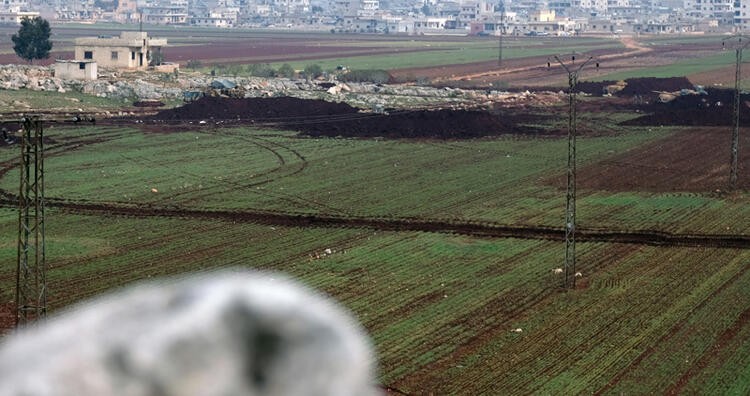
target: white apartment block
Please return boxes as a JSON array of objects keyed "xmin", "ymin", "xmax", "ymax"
[
  {"xmin": 0, "ymin": 0, "xmax": 28, "ymax": 12},
  {"xmin": 734, "ymin": 0, "xmax": 750, "ymax": 29},
  {"xmin": 275, "ymin": 0, "xmax": 310, "ymax": 14},
  {"xmin": 140, "ymin": 0, "xmax": 189, "ymax": 24},
  {"xmin": 572, "ymin": 0, "xmax": 608, "ymax": 12},
  {"xmin": 684, "ymin": 0, "xmax": 734, "ymax": 24},
  {"xmin": 0, "ymin": 10, "xmax": 38, "ymax": 23},
  {"xmin": 330, "ymin": 0, "xmax": 358, "ymax": 16}
]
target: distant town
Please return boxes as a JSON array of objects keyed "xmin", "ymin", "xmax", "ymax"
[{"xmin": 0, "ymin": 0, "xmax": 742, "ymax": 35}]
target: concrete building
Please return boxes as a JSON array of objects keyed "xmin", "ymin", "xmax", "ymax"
[
  {"xmin": 140, "ymin": 1, "xmax": 188, "ymax": 24},
  {"xmin": 114, "ymin": 0, "xmax": 138, "ymax": 23},
  {"xmin": 0, "ymin": 10, "xmax": 39, "ymax": 24},
  {"xmin": 74, "ymin": 31, "xmax": 168, "ymax": 70},
  {"xmin": 53, "ymin": 60, "xmax": 97, "ymax": 80},
  {"xmin": 735, "ymin": 0, "xmax": 750, "ymax": 29},
  {"xmin": 684, "ymin": 0, "xmax": 734, "ymax": 24}
]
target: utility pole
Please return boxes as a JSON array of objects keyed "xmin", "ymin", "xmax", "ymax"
[
  {"xmin": 16, "ymin": 117, "xmax": 46, "ymax": 326},
  {"xmin": 722, "ymin": 35, "xmax": 750, "ymax": 188},
  {"xmin": 498, "ymin": 0, "xmax": 505, "ymax": 67},
  {"xmin": 549, "ymin": 54, "xmax": 598, "ymax": 289}
]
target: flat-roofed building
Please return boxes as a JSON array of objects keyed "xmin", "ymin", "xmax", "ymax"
[
  {"xmin": 74, "ymin": 31, "xmax": 167, "ymax": 70},
  {"xmin": 53, "ymin": 60, "xmax": 97, "ymax": 80},
  {"xmin": 0, "ymin": 10, "xmax": 39, "ymax": 24}
]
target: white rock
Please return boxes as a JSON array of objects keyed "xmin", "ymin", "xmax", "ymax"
[{"xmin": 0, "ymin": 271, "xmax": 377, "ymax": 396}]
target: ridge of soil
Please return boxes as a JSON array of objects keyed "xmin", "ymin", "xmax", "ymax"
[{"xmin": 12, "ymin": 198, "xmax": 750, "ymax": 249}]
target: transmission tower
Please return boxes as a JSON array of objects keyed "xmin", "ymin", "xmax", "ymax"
[
  {"xmin": 548, "ymin": 54, "xmax": 598, "ymax": 289},
  {"xmin": 14, "ymin": 115, "xmax": 93, "ymax": 327},
  {"xmin": 16, "ymin": 117, "xmax": 46, "ymax": 326},
  {"xmin": 722, "ymin": 35, "xmax": 750, "ymax": 189},
  {"xmin": 498, "ymin": 0, "xmax": 505, "ymax": 67}
]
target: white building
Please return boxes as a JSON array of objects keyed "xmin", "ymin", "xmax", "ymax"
[
  {"xmin": 684, "ymin": 0, "xmax": 734, "ymax": 24},
  {"xmin": 53, "ymin": 60, "xmax": 97, "ymax": 80},
  {"xmin": 0, "ymin": 10, "xmax": 39, "ymax": 24},
  {"xmin": 140, "ymin": 1, "xmax": 189, "ymax": 24},
  {"xmin": 74, "ymin": 31, "xmax": 168, "ymax": 70}
]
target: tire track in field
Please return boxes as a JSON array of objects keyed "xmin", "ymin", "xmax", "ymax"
[
  {"xmin": 155, "ymin": 129, "xmax": 344, "ymax": 214},
  {"xmin": 0, "ymin": 127, "xmax": 129, "ymax": 179},
  {"xmin": 11, "ymin": 198, "xmax": 750, "ymax": 249}
]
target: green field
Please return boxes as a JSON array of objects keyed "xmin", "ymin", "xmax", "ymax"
[
  {"xmin": 0, "ymin": 25, "xmax": 748, "ymax": 393},
  {"xmin": 0, "ymin": 110, "xmax": 748, "ymax": 393}
]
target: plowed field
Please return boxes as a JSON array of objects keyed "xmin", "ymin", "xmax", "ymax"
[{"xmin": 2, "ymin": 72, "xmax": 750, "ymax": 395}]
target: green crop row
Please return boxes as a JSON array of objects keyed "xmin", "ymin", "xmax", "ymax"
[
  {"xmin": 3, "ymin": 204, "xmax": 749, "ymax": 393},
  {"xmin": 5, "ymin": 123, "xmax": 749, "ymax": 235}
]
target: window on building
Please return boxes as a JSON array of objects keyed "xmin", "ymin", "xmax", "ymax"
[
  {"xmin": 131, "ymin": 51, "xmax": 136, "ymax": 60},
  {"xmin": 79, "ymin": 62, "xmax": 86, "ymax": 70},
  {"xmin": 84, "ymin": 51, "xmax": 93, "ymax": 59},
  {"xmin": 111, "ymin": 51, "xmax": 118, "ymax": 60}
]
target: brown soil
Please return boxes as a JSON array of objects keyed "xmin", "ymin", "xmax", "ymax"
[
  {"xmin": 0, "ymin": 302, "xmax": 14, "ymax": 336},
  {"xmin": 566, "ymin": 127, "xmax": 747, "ymax": 193},
  {"xmin": 622, "ymin": 88, "xmax": 750, "ymax": 126},
  {"xmin": 147, "ymin": 96, "xmax": 549, "ymax": 138},
  {"xmin": 153, "ymin": 96, "xmax": 360, "ymax": 121}
]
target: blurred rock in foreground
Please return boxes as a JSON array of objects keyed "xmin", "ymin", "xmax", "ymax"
[{"xmin": 0, "ymin": 271, "xmax": 378, "ymax": 396}]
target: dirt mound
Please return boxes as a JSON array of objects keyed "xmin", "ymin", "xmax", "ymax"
[
  {"xmin": 147, "ymin": 96, "xmax": 549, "ymax": 139},
  {"xmin": 508, "ymin": 77, "xmax": 695, "ymax": 97},
  {"xmin": 153, "ymin": 96, "xmax": 360, "ymax": 121},
  {"xmin": 289, "ymin": 109, "xmax": 549, "ymax": 139},
  {"xmin": 622, "ymin": 88, "xmax": 750, "ymax": 126},
  {"xmin": 618, "ymin": 77, "xmax": 694, "ymax": 96}
]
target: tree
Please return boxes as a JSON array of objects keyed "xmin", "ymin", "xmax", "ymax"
[
  {"xmin": 277, "ymin": 63, "xmax": 295, "ymax": 78},
  {"xmin": 303, "ymin": 63, "xmax": 323, "ymax": 79},
  {"xmin": 12, "ymin": 17, "xmax": 52, "ymax": 64}
]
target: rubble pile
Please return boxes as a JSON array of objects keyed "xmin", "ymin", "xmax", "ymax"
[{"xmin": 0, "ymin": 64, "xmax": 563, "ymax": 111}]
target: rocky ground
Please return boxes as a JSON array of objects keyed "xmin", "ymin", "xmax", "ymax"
[{"xmin": 0, "ymin": 64, "xmax": 566, "ymax": 116}]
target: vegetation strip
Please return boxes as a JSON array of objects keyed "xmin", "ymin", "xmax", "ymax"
[{"xmin": 8, "ymin": 199, "xmax": 750, "ymax": 249}]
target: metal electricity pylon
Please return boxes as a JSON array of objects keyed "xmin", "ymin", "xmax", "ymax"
[
  {"xmin": 722, "ymin": 35, "xmax": 750, "ymax": 188},
  {"xmin": 498, "ymin": 0, "xmax": 505, "ymax": 67},
  {"xmin": 14, "ymin": 115, "xmax": 94, "ymax": 327},
  {"xmin": 16, "ymin": 117, "xmax": 46, "ymax": 326},
  {"xmin": 548, "ymin": 54, "xmax": 598, "ymax": 289}
]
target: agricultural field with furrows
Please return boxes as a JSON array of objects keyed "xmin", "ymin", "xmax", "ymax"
[
  {"xmin": 2, "ymin": 123, "xmax": 749, "ymax": 235},
  {"xmin": 1, "ymin": 104, "xmax": 750, "ymax": 393},
  {"xmin": 2, "ymin": 30, "xmax": 750, "ymax": 394}
]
